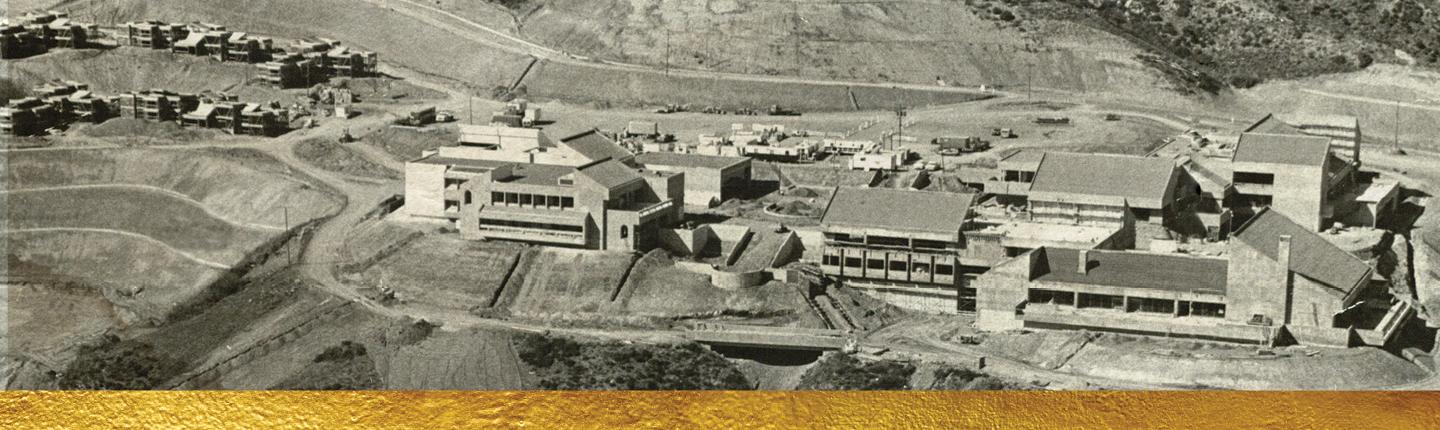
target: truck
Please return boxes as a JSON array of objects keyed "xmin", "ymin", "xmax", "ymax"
[
  {"xmin": 933, "ymin": 136, "xmax": 991, "ymax": 154},
  {"xmin": 767, "ymin": 104, "xmax": 801, "ymax": 116},
  {"xmin": 992, "ymin": 128, "xmax": 1016, "ymax": 138}
]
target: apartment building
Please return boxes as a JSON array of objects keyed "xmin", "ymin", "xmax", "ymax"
[
  {"xmin": 116, "ymin": 90, "xmax": 199, "ymax": 122},
  {"xmin": 121, "ymin": 21, "xmax": 189, "ymax": 49},
  {"xmin": 0, "ymin": 98, "xmax": 57, "ymax": 136},
  {"xmin": 259, "ymin": 53, "xmax": 320, "ymax": 88}
]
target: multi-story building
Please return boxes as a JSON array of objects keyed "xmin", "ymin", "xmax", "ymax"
[
  {"xmin": 1023, "ymin": 152, "xmax": 1201, "ymax": 247},
  {"xmin": 819, "ymin": 188, "xmax": 985, "ymax": 313},
  {"xmin": 320, "ymin": 46, "xmax": 378, "ymax": 77},
  {"xmin": 1228, "ymin": 131, "xmax": 1356, "ymax": 231},
  {"xmin": 405, "ymin": 125, "xmax": 682, "ymax": 251},
  {"xmin": 121, "ymin": 21, "xmax": 189, "ymax": 49},
  {"xmin": 634, "ymin": 152, "xmax": 752, "ymax": 207},
  {"xmin": 0, "ymin": 22, "xmax": 46, "ymax": 58},
  {"xmin": 259, "ymin": 53, "xmax": 320, "ymax": 88},
  {"xmin": 220, "ymin": 32, "xmax": 273, "ymax": 63},
  {"xmin": 983, "ymin": 149, "xmax": 1043, "ymax": 202},
  {"xmin": 0, "ymin": 97, "xmax": 57, "ymax": 136},
  {"xmin": 238, "ymin": 103, "xmax": 286, "ymax": 136},
  {"xmin": 975, "ymin": 208, "xmax": 1406, "ymax": 347},
  {"xmin": 115, "ymin": 90, "xmax": 199, "ymax": 122}
]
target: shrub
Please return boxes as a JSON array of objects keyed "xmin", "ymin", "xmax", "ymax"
[
  {"xmin": 58, "ymin": 335, "xmax": 185, "ymax": 390},
  {"xmin": 797, "ymin": 353, "xmax": 914, "ymax": 390},
  {"xmin": 514, "ymin": 334, "xmax": 751, "ymax": 389}
]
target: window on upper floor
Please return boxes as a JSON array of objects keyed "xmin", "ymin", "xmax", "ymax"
[{"xmin": 1233, "ymin": 171, "xmax": 1275, "ymax": 185}]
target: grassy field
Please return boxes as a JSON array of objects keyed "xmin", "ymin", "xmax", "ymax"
[
  {"xmin": 504, "ymin": 248, "xmax": 635, "ymax": 317},
  {"xmin": 6, "ymin": 187, "xmax": 272, "ymax": 265},
  {"xmin": 3, "ymin": 148, "xmax": 341, "ymax": 228},
  {"xmin": 610, "ymin": 251, "xmax": 817, "ymax": 325},
  {"xmin": 293, "ymin": 138, "xmax": 401, "ymax": 180},
  {"xmin": 350, "ymin": 235, "xmax": 520, "ymax": 313}
]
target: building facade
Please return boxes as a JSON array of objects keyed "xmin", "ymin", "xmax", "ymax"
[{"xmin": 635, "ymin": 152, "xmax": 751, "ymax": 207}]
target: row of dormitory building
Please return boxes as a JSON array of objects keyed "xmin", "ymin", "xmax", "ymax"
[
  {"xmin": 1, "ymin": 80, "xmax": 288, "ymax": 137},
  {"xmin": 118, "ymin": 20, "xmax": 378, "ymax": 88},
  {"xmin": 400, "ymin": 114, "xmax": 1409, "ymax": 347},
  {"xmin": 1, "ymin": 11, "xmax": 95, "ymax": 58}
]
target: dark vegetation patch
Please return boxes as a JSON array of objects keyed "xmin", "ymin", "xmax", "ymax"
[
  {"xmin": 796, "ymin": 353, "xmax": 915, "ymax": 390},
  {"xmin": 58, "ymin": 335, "xmax": 185, "ymax": 390},
  {"xmin": 929, "ymin": 366, "xmax": 1028, "ymax": 390},
  {"xmin": 272, "ymin": 341, "xmax": 383, "ymax": 390},
  {"xmin": 515, "ymin": 334, "xmax": 751, "ymax": 389}
]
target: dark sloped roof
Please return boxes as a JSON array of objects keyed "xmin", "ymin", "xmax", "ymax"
[
  {"xmin": 820, "ymin": 187, "xmax": 974, "ymax": 235},
  {"xmin": 577, "ymin": 159, "xmax": 641, "ymax": 189},
  {"xmin": 1035, "ymin": 248, "xmax": 1228, "ymax": 294},
  {"xmin": 635, "ymin": 152, "xmax": 749, "ymax": 170},
  {"xmin": 1233, "ymin": 208, "xmax": 1372, "ymax": 294},
  {"xmin": 1233, "ymin": 132, "xmax": 1331, "ymax": 166},
  {"xmin": 1027, "ymin": 152, "xmax": 1176, "ymax": 209},
  {"xmin": 561, "ymin": 129, "xmax": 633, "ymax": 163},
  {"xmin": 1243, "ymin": 113, "xmax": 1304, "ymax": 135}
]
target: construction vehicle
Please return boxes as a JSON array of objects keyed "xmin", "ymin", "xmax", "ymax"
[
  {"xmin": 933, "ymin": 136, "xmax": 990, "ymax": 154},
  {"xmin": 998, "ymin": 128, "xmax": 1016, "ymax": 138},
  {"xmin": 436, "ymin": 110, "xmax": 455, "ymax": 122},
  {"xmin": 767, "ymin": 104, "xmax": 801, "ymax": 116},
  {"xmin": 338, "ymin": 128, "xmax": 355, "ymax": 143},
  {"xmin": 653, "ymin": 104, "xmax": 683, "ymax": 114},
  {"xmin": 1104, "ymin": 113, "xmax": 1121, "ymax": 121}
]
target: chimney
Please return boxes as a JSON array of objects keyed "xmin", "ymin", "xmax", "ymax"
[
  {"xmin": 1276, "ymin": 235, "xmax": 1292, "ymax": 279},
  {"xmin": 1077, "ymin": 249, "xmax": 1089, "ymax": 274}
]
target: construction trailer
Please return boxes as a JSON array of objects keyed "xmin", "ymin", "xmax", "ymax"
[{"xmin": 934, "ymin": 136, "xmax": 991, "ymax": 154}]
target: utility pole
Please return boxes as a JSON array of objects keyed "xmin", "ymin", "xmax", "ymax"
[
  {"xmin": 793, "ymin": 0, "xmax": 802, "ymax": 77},
  {"xmin": 468, "ymin": 95, "xmax": 473, "ymax": 125},
  {"xmin": 664, "ymin": 30, "xmax": 671, "ymax": 75},
  {"xmin": 1394, "ymin": 99, "xmax": 1402, "ymax": 153},
  {"xmin": 894, "ymin": 108, "xmax": 907, "ymax": 151},
  {"xmin": 1026, "ymin": 62, "xmax": 1034, "ymax": 101}
]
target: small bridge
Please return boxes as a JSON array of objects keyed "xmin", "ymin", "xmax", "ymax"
[{"xmin": 684, "ymin": 323, "xmax": 852, "ymax": 351}]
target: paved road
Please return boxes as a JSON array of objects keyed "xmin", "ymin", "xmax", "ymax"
[{"xmin": 1301, "ymin": 89, "xmax": 1440, "ymax": 113}]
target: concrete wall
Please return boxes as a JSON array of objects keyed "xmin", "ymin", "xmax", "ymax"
[
  {"xmin": 1284, "ymin": 324, "xmax": 1353, "ymax": 348},
  {"xmin": 674, "ymin": 260, "xmax": 770, "ymax": 289},
  {"xmin": 973, "ymin": 250, "xmax": 1039, "ymax": 331},
  {"xmin": 851, "ymin": 284, "xmax": 956, "ymax": 314},
  {"xmin": 1225, "ymin": 236, "xmax": 1290, "ymax": 326},
  {"xmin": 658, "ymin": 225, "xmax": 713, "ymax": 257},
  {"xmin": 403, "ymin": 162, "xmax": 447, "ymax": 218},
  {"xmin": 1232, "ymin": 161, "xmax": 1326, "ymax": 231}
]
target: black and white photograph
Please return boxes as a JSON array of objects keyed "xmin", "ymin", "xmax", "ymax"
[{"xmin": 3, "ymin": 0, "xmax": 1440, "ymax": 393}]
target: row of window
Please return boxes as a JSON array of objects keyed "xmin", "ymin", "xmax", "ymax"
[
  {"xmin": 479, "ymin": 218, "xmax": 583, "ymax": 232},
  {"xmin": 1028, "ymin": 289, "xmax": 1226, "ymax": 318},
  {"xmin": 822, "ymin": 234, "xmax": 954, "ymax": 250},
  {"xmin": 822, "ymin": 255, "xmax": 955, "ymax": 275},
  {"xmin": 491, "ymin": 191, "xmax": 575, "ymax": 209}
]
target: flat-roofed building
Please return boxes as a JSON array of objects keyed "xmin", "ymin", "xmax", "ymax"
[
  {"xmin": 0, "ymin": 97, "xmax": 57, "ymax": 136},
  {"xmin": 635, "ymin": 151, "xmax": 751, "ymax": 207},
  {"xmin": 450, "ymin": 125, "xmax": 634, "ymax": 167},
  {"xmin": 819, "ymin": 188, "xmax": 981, "ymax": 313},
  {"xmin": 121, "ymin": 21, "xmax": 188, "ymax": 49},
  {"xmin": 1229, "ymin": 132, "xmax": 1355, "ymax": 231}
]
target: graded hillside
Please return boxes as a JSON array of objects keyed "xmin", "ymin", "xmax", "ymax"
[
  {"xmin": 2, "ymin": 148, "xmax": 342, "ymax": 227},
  {"xmin": 7, "ymin": 48, "xmax": 290, "ymax": 101},
  {"xmin": 439, "ymin": 0, "xmax": 1170, "ymax": 97},
  {"xmin": 5, "ymin": 187, "xmax": 272, "ymax": 265},
  {"xmin": 41, "ymin": 0, "xmax": 996, "ymax": 111}
]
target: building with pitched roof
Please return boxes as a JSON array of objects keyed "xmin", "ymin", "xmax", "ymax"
[
  {"xmin": 975, "ymin": 208, "xmax": 1408, "ymax": 347},
  {"xmin": 983, "ymin": 149, "xmax": 1044, "ymax": 201},
  {"xmin": 404, "ymin": 126, "xmax": 682, "ymax": 251}
]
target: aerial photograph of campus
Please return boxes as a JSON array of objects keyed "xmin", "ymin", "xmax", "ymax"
[{"xmin": 4, "ymin": 0, "xmax": 1440, "ymax": 391}]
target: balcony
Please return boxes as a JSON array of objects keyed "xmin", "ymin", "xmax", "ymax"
[{"xmin": 478, "ymin": 224, "xmax": 586, "ymax": 246}]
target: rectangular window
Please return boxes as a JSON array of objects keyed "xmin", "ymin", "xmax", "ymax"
[
  {"xmin": 492, "ymin": 192, "xmax": 504, "ymax": 204},
  {"xmin": 478, "ymin": 218, "xmax": 583, "ymax": 232},
  {"xmin": 505, "ymin": 192, "xmax": 519, "ymax": 204},
  {"xmin": 935, "ymin": 264, "xmax": 954, "ymax": 276},
  {"xmin": 1127, "ymin": 297, "xmax": 1175, "ymax": 314},
  {"xmin": 889, "ymin": 260, "xmax": 907, "ymax": 271},
  {"xmin": 1191, "ymin": 302, "xmax": 1226, "ymax": 318},
  {"xmin": 519, "ymin": 194, "xmax": 533, "ymax": 206},
  {"xmin": 823, "ymin": 254, "xmax": 841, "ymax": 266},
  {"xmin": 867, "ymin": 259, "xmax": 886, "ymax": 270},
  {"xmin": 869, "ymin": 236, "xmax": 908, "ymax": 248},
  {"xmin": 1028, "ymin": 289, "xmax": 1075, "ymax": 306},
  {"xmin": 913, "ymin": 239, "xmax": 950, "ymax": 250},
  {"xmin": 1077, "ymin": 293, "xmax": 1124, "ymax": 310},
  {"xmin": 1233, "ymin": 171, "xmax": 1275, "ymax": 185},
  {"xmin": 547, "ymin": 195, "xmax": 560, "ymax": 208},
  {"xmin": 912, "ymin": 262, "xmax": 930, "ymax": 274},
  {"xmin": 844, "ymin": 257, "xmax": 863, "ymax": 268},
  {"xmin": 1132, "ymin": 208, "xmax": 1152, "ymax": 221},
  {"xmin": 561, "ymin": 197, "xmax": 575, "ymax": 208}
]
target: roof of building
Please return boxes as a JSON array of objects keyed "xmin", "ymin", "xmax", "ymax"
[
  {"xmin": 1027, "ymin": 152, "xmax": 1176, "ymax": 209},
  {"xmin": 577, "ymin": 159, "xmax": 642, "ymax": 189},
  {"xmin": 635, "ymin": 151, "xmax": 749, "ymax": 170},
  {"xmin": 998, "ymin": 149, "xmax": 1045, "ymax": 167},
  {"xmin": 174, "ymin": 33, "xmax": 203, "ymax": 47},
  {"xmin": 1034, "ymin": 248, "xmax": 1229, "ymax": 294},
  {"xmin": 1244, "ymin": 113, "xmax": 1305, "ymax": 135},
  {"xmin": 1286, "ymin": 114, "xmax": 1359, "ymax": 130},
  {"xmin": 1232, "ymin": 132, "xmax": 1332, "ymax": 166},
  {"xmin": 1232, "ymin": 208, "xmax": 1372, "ymax": 294},
  {"xmin": 562, "ymin": 129, "xmax": 633, "ymax": 162},
  {"xmin": 821, "ymin": 187, "xmax": 974, "ymax": 235},
  {"xmin": 1356, "ymin": 181, "xmax": 1400, "ymax": 203}
]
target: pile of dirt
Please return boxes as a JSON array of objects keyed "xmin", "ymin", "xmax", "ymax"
[
  {"xmin": 768, "ymin": 200, "xmax": 820, "ymax": 217},
  {"xmin": 330, "ymin": 77, "xmax": 446, "ymax": 103},
  {"xmin": 293, "ymin": 138, "xmax": 400, "ymax": 179},
  {"xmin": 363, "ymin": 125, "xmax": 458, "ymax": 161},
  {"xmin": 78, "ymin": 118, "xmax": 216, "ymax": 143}
]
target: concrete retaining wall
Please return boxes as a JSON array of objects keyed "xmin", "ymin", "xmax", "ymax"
[
  {"xmin": 658, "ymin": 225, "xmax": 713, "ymax": 257},
  {"xmin": 675, "ymin": 260, "xmax": 770, "ymax": 289}
]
